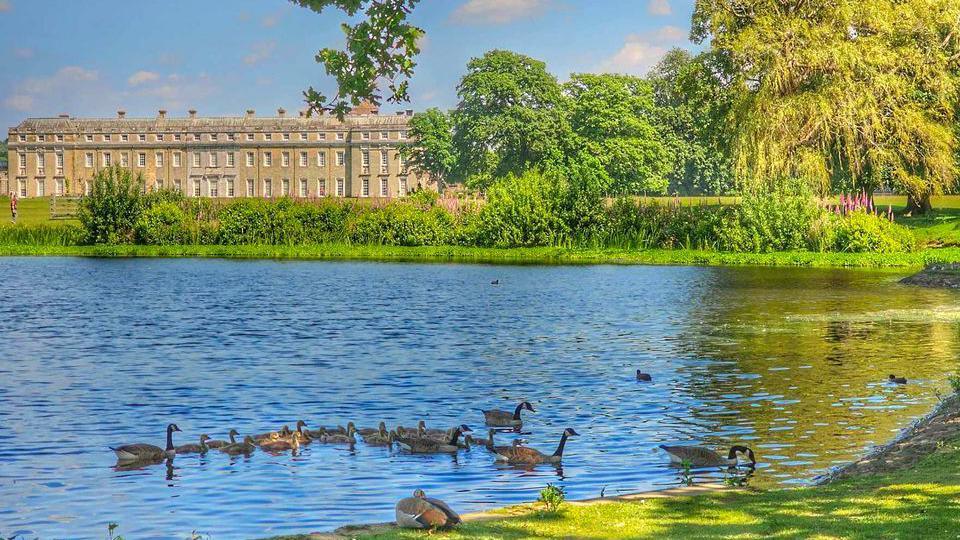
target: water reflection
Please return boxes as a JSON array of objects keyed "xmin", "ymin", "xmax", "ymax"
[{"xmin": 0, "ymin": 259, "xmax": 956, "ymax": 538}]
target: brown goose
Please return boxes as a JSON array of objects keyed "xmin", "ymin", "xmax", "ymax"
[
  {"xmin": 492, "ymin": 428, "xmax": 578, "ymax": 464},
  {"xmin": 658, "ymin": 445, "xmax": 756, "ymax": 468},
  {"xmin": 260, "ymin": 432, "xmax": 303, "ymax": 452},
  {"xmin": 206, "ymin": 429, "xmax": 239, "ymax": 449},
  {"xmin": 219, "ymin": 436, "xmax": 257, "ymax": 456},
  {"xmin": 466, "ymin": 429, "xmax": 497, "ymax": 450},
  {"xmin": 318, "ymin": 424, "xmax": 357, "ymax": 445},
  {"xmin": 480, "ymin": 401, "xmax": 535, "ymax": 427},
  {"xmin": 176, "ymin": 434, "xmax": 211, "ymax": 454},
  {"xmin": 636, "ymin": 370, "xmax": 652, "ymax": 382},
  {"xmin": 358, "ymin": 421, "xmax": 387, "ymax": 437},
  {"xmin": 111, "ymin": 423, "xmax": 182, "ymax": 462},
  {"xmin": 395, "ymin": 489, "xmax": 462, "ymax": 530},
  {"xmin": 294, "ymin": 420, "xmax": 313, "ymax": 443},
  {"xmin": 253, "ymin": 424, "xmax": 291, "ymax": 443},
  {"xmin": 394, "ymin": 425, "xmax": 472, "ymax": 454},
  {"xmin": 361, "ymin": 422, "xmax": 391, "ymax": 445}
]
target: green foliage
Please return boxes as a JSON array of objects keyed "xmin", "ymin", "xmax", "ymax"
[
  {"xmin": 537, "ymin": 484, "xmax": 565, "ymax": 513},
  {"xmin": 78, "ymin": 166, "xmax": 146, "ymax": 244},
  {"xmin": 0, "ymin": 224, "xmax": 85, "ymax": 246},
  {"xmin": 135, "ymin": 202, "xmax": 188, "ymax": 245},
  {"xmin": 715, "ymin": 183, "xmax": 824, "ymax": 253},
  {"xmin": 949, "ymin": 374, "xmax": 960, "ymax": 395},
  {"xmin": 474, "ymin": 171, "xmax": 568, "ymax": 247},
  {"xmin": 351, "ymin": 203, "xmax": 453, "ymax": 246},
  {"xmin": 217, "ymin": 198, "xmax": 352, "ymax": 245},
  {"xmin": 403, "ymin": 108, "xmax": 457, "ymax": 190},
  {"xmin": 829, "ymin": 211, "xmax": 917, "ymax": 253}
]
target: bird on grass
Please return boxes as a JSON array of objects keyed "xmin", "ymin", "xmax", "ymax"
[
  {"xmin": 395, "ymin": 489, "xmax": 461, "ymax": 530},
  {"xmin": 658, "ymin": 444, "xmax": 756, "ymax": 468}
]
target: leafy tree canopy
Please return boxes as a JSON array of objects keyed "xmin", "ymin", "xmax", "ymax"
[{"xmin": 401, "ymin": 108, "xmax": 457, "ymax": 191}]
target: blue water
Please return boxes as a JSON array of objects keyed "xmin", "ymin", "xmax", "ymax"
[{"xmin": 0, "ymin": 258, "xmax": 957, "ymax": 539}]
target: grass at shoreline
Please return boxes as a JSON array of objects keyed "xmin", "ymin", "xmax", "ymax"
[{"xmin": 2, "ymin": 243, "xmax": 960, "ymax": 268}]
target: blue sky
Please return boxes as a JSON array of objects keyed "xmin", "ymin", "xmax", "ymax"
[{"xmin": 0, "ymin": 0, "xmax": 697, "ymax": 130}]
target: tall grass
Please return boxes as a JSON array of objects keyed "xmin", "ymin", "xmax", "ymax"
[{"xmin": 0, "ymin": 224, "xmax": 86, "ymax": 246}]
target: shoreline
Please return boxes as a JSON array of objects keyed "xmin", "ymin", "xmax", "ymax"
[{"xmin": 2, "ymin": 243, "xmax": 960, "ymax": 268}]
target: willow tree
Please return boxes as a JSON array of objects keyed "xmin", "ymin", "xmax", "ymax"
[{"xmin": 693, "ymin": 0, "xmax": 960, "ymax": 213}]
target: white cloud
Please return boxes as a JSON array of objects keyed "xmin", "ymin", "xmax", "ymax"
[
  {"xmin": 243, "ymin": 41, "xmax": 276, "ymax": 65},
  {"xmin": 450, "ymin": 0, "xmax": 554, "ymax": 25},
  {"xmin": 4, "ymin": 66, "xmax": 104, "ymax": 115},
  {"xmin": 596, "ymin": 26, "xmax": 688, "ymax": 76},
  {"xmin": 647, "ymin": 0, "xmax": 671, "ymax": 16},
  {"xmin": 132, "ymin": 73, "xmax": 219, "ymax": 111},
  {"xmin": 127, "ymin": 70, "xmax": 160, "ymax": 86},
  {"xmin": 4, "ymin": 94, "xmax": 33, "ymax": 111}
]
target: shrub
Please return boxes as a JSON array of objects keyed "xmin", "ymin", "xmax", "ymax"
[
  {"xmin": 716, "ymin": 183, "xmax": 823, "ymax": 252},
  {"xmin": 474, "ymin": 171, "xmax": 568, "ymax": 247},
  {"xmin": 351, "ymin": 203, "xmax": 454, "ymax": 246},
  {"xmin": 135, "ymin": 202, "xmax": 187, "ymax": 245},
  {"xmin": 829, "ymin": 210, "xmax": 916, "ymax": 253},
  {"xmin": 78, "ymin": 166, "xmax": 146, "ymax": 244},
  {"xmin": 538, "ymin": 484, "xmax": 565, "ymax": 513}
]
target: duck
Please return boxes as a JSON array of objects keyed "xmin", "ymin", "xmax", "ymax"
[
  {"xmin": 636, "ymin": 370, "xmax": 652, "ymax": 382},
  {"xmin": 206, "ymin": 429, "xmax": 240, "ymax": 449},
  {"xmin": 315, "ymin": 421, "xmax": 355, "ymax": 436},
  {"xmin": 175, "ymin": 434, "xmax": 211, "ymax": 455},
  {"xmin": 361, "ymin": 422, "xmax": 392, "ymax": 445},
  {"xmin": 111, "ymin": 423, "xmax": 181, "ymax": 462},
  {"xmin": 491, "ymin": 428, "xmax": 578, "ymax": 464},
  {"xmin": 658, "ymin": 444, "xmax": 756, "ymax": 468},
  {"xmin": 480, "ymin": 401, "xmax": 535, "ymax": 427},
  {"xmin": 219, "ymin": 436, "xmax": 257, "ymax": 456},
  {"xmin": 260, "ymin": 432, "xmax": 303, "ymax": 452},
  {"xmin": 465, "ymin": 429, "xmax": 497, "ymax": 450},
  {"xmin": 395, "ymin": 489, "xmax": 462, "ymax": 530},
  {"xmin": 889, "ymin": 374, "xmax": 907, "ymax": 384},
  {"xmin": 294, "ymin": 420, "xmax": 313, "ymax": 443},
  {"xmin": 253, "ymin": 424, "xmax": 291, "ymax": 443},
  {"xmin": 318, "ymin": 424, "xmax": 357, "ymax": 445},
  {"xmin": 394, "ymin": 425, "xmax": 472, "ymax": 454},
  {"xmin": 491, "ymin": 279, "xmax": 500, "ymax": 285}
]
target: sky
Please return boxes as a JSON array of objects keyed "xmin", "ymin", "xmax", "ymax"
[{"xmin": 0, "ymin": 0, "xmax": 698, "ymax": 130}]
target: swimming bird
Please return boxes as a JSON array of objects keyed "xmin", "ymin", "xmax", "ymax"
[
  {"xmin": 175, "ymin": 434, "xmax": 211, "ymax": 455},
  {"xmin": 253, "ymin": 424, "xmax": 291, "ymax": 443},
  {"xmin": 260, "ymin": 432, "xmax": 302, "ymax": 452},
  {"xmin": 636, "ymin": 370, "xmax": 652, "ymax": 382},
  {"xmin": 294, "ymin": 420, "xmax": 313, "ymax": 443},
  {"xmin": 394, "ymin": 425, "xmax": 472, "ymax": 453},
  {"xmin": 491, "ymin": 279, "xmax": 500, "ymax": 285},
  {"xmin": 889, "ymin": 374, "xmax": 907, "ymax": 384},
  {"xmin": 358, "ymin": 421, "xmax": 387, "ymax": 437},
  {"xmin": 481, "ymin": 401, "xmax": 535, "ymax": 427},
  {"xmin": 658, "ymin": 444, "xmax": 756, "ymax": 468},
  {"xmin": 491, "ymin": 428, "xmax": 578, "ymax": 464},
  {"xmin": 111, "ymin": 423, "xmax": 181, "ymax": 462},
  {"xmin": 219, "ymin": 436, "xmax": 257, "ymax": 456},
  {"xmin": 361, "ymin": 422, "xmax": 392, "ymax": 446},
  {"xmin": 318, "ymin": 424, "xmax": 357, "ymax": 445},
  {"xmin": 206, "ymin": 429, "xmax": 239, "ymax": 449},
  {"xmin": 395, "ymin": 489, "xmax": 462, "ymax": 530},
  {"xmin": 465, "ymin": 429, "xmax": 497, "ymax": 450}
]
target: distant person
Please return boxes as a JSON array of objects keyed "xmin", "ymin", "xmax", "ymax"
[{"xmin": 9, "ymin": 192, "xmax": 17, "ymax": 224}]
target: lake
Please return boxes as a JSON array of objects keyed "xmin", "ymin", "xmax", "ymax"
[{"xmin": 0, "ymin": 258, "xmax": 957, "ymax": 539}]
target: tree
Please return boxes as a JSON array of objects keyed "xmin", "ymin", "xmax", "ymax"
[
  {"xmin": 452, "ymin": 50, "xmax": 571, "ymax": 188},
  {"xmin": 648, "ymin": 49, "xmax": 735, "ymax": 195},
  {"xmin": 401, "ymin": 108, "xmax": 457, "ymax": 192},
  {"xmin": 564, "ymin": 73, "xmax": 672, "ymax": 195},
  {"xmin": 291, "ymin": 0, "xmax": 423, "ymax": 118},
  {"xmin": 78, "ymin": 166, "xmax": 147, "ymax": 244},
  {"xmin": 693, "ymin": 0, "xmax": 960, "ymax": 213}
]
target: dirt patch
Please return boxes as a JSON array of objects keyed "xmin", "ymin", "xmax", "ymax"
[
  {"xmin": 900, "ymin": 263, "xmax": 960, "ymax": 288},
  {"xmin": 818, "ymin": 394, "xmax": 960, "ymax": 483}
]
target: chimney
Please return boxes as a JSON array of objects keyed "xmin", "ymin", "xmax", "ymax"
[
  {"xmin": 298, "ymin": 110, "xmax": 305, "ymax": 118},
  {"xmin": 277, "ymin": 107, "xmax": 286, "ymax": 117},
  {"xmin": 117, "ymin": 110, "xmax": 126, "ymax": 118},
  {"xmin": 397, "ymin": 110, "xmax": 405, "ymax": 116},
  {"xmin": 246, "ymin": 109, "xmax": 255, "ymax": 118},
  {"xmin": 188, "ymin": 109, "xmax": 197, "ymax": 118},
  {"xmin": 58, "ymin": 113, "xmax": 69, "ymax": 118},
  {"xmin": 158, "ymin": 109, "xmax": 167, "ymax": 119},
  {"xmin": 405, "ymin": 109, "xmax": 414, "ymax": 116}
]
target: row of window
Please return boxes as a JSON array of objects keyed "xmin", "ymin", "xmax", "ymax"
[{"xmin": 15, "ymin": 130, "xmax": 409, "ymax": 144}]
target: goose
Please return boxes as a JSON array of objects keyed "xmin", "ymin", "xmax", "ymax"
[
  {"xmin": 480, "ymin": 401, "xmax": 535, "ymax": 427},
  {"xmin": 318, "ymin": 424, "xmax": 357, "ymax": 445},
  {"xmin": 176, "ymin": 434, "xmax": 211, "ymax": 455},
  {"xmin": 395, "ymin": 489, "xmax": 462, "ymax": 530},
  {"xmin": 491, "ymin": 428, "xmax": 578, "ymax": 464},
  {"xmin": 636, "ymin": 370, "xmax": 652, "ymax": 382},
  {"xmin": 253, "ymin": 425, "xmax": 290, "ymax": 443},
  {"xmin": 219, "ymin": 436, "xmax": 257, "ymax": 456},
  {"xmin": 361, "ymin": 422, "xmax": 392, "ymax": 446},
  {"xmin": 358, "ymin": 422, "xmax": 387, "ymax": 437},
  {"xmin": 111, "ymin": 423, "xmax": 181, "ymax": 462},
  {"xmin": 491, "ymin": 279, "xmax": 500, "ymax": 285},
  {"xmin": 294, "ymin": 420, "xmax": 313, "ymax": 443},
  {"xmin": 260, "ymin": 432, "xmax": 303, "ymax": 452},
  {"xmin": 889, "ymin": 374, "xmax": 907, "ymax": 384},
  {"xmin": 465, "ymin": 429, "xmax": 497, "ymax": 450},
  {"xmin": 659, "ymin": 444, "xmax": 756, "ymax": 468},
  {"xmin": 395, "ymin": 425, "xmax": 472, "ymax": 453},
  {"xmin": 206, "ymin": 429, "xmax": 239, "ymax": 449}
]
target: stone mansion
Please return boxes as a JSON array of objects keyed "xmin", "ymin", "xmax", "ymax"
[{"xmin": 6, "ymin": 103, "xmax": 430, "ymax": 199}]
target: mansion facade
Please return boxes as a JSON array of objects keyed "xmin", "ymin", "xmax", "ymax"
[{"xmin": 7, "ymin": 103, "xmax": 429, "ymax": 199}]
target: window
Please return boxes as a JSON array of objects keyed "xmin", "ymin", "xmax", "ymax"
[
  {"xmin": 317, "ymin": 151, "xmax": 326, "ymax": 167},
  {"xmin": 36, "ymin": 179, "xmax": 44, "ymax": 196},
  {"xmin": 192, "ymin": 152, "xmax": 201, "ymax": 167},
  {"xmin": 380, "ymin": 177, "xmax": 388, "ymax": 197},
  {"xmin": 103, "ymin": 134, "xmax": 111, "ymax": 142},
  {"xmin": 336, "ymin": 150, "xmax": 345, "ymax": 166},
  {"xmin": 139, "ymin": 134, "xmax": 146, "ymax": 142},
  {"xmin": 361, "ymin": 177, "xmax": 369, "ymax": 197},
  {"xmin": 208, "ymin": 178, "xmax": 218, "ymax": 197},
  {"xmin": 399, "ymin": 177, "xmax": 407, "ymax": 197},
  {"xmin": 38, "ymin": 134, "xmax": 45, "ymax": 142},
  {"xmin": 209, "ymin": 133, "xmax": 218, "ymax": 142},
  {"xmin": 17, "ymin": 152, "xmax": 26, "ymax": 174},
  {"xmin": 138, "ymin": 152, "xmax": 146, "ymax": 167},
  {"xmin": 227, "ymin": 133, "xmax": 236, "ymax": 141},
  {"xmin": 155, "ymin": 152, "xmax": 164, "ymax": 167},
  {"xmin": 246, "ymin": 178, "xmax": 255, "ymax": 197},
  {"xmin": 282, "ymin": 133, "xmax": 290, "ymax": 141},
  {"xmin": 336, "ymin": 178, "xmax": 344, "ymax": 197},
  {"xmin": 193, "ymin": 179, "xmax": 201, "ymax": 197},
  {"xmin": 264, "ymin": 133, "xmax": 272, "ymax": 141},
  {"xmin": 400, "ymin": 130, "xmax": 408, "ymax": 139},
  {"xmin": 55, "ymin": 179, "xmax": 65, "ymax": 196},
  {"xmin": 281, "ymin": 152, "xmax": 290, "ymax": 167},
  {"xmin": 85, "ymin": 134, "xmax": 93, "ymax": 142},
  {"xmin": 299, "ymin": 178, "xmax": 308, "ymax": 197},
  {"xmin": 156, "ymin": 133, "xmax": 164, "ymax": 142},
  {"xmin": 246, "ymin": 133, "xmax": 254, "ymax": 141},
  {"xmin": 156, "ymin": 179, "xmax": 164, "ymax": 191},
  {"xmin": 226, "ymin": 178, "xmax": 235, "ymax": 197},
  {"xmin": 55, "ymin": 152, "xmax": 64, "ymax": 175},
  {"xmin": 120, "ymin": 152, "xmax": 129, "ymax": 167},
  {"xmin": 120, "ymin": 134, "xmax": 128, "ymax": 142},
  {"xmin": 18, "ymin": 179, "xmax": 27, "ymax": 198},
  {"xmin": 318, "ymin": 132, "xmax": 327, "ymax": 140},
  {"xmin": 263, "ymin": 152, "xmax": 272, "ymax": 166},
  {"xmin": 361, "ymin": 150, "xmax": 370, "ymax": 168},
  {"xmin": 281, "ymin": 178, "xmax": 290, "ymax": 196},
  {"xmin": 246, "ymin": 152, "xmax": 254, "ymax": 167},
  {"xmin": 36, "ymin": 151, "xmax": 45, "ymax": 175},
  {"xmin": 56, "ymin": 134, "xmax": 64, "ymax": 143},
  {"xmin": 336, "ymin": 132, "xmax": 344, "ymax": 140},
  {"xmin": 380, "ymin": 150, "xmax": 388, "ymax": 173},
  {"xmin": 209, "ymin": 152, "xmax": 218, "ymax": 167},
  {"xmin": 318, "ymin": 179, "xmax": 326, "ymax": 196},
  {"xmin": 173, "ymin": 152, "xmax": 182, "ymax": 167},
  {"xmin": 174, "ymin": 134, "xmax": 182, "ymax": 142},
  {"xmin": 18, "ymin": 134, "xmax": 26, "ymax": 142},
  {"xmin": 361, "ymin": 131, "xmax": 370, "ymax": 140},
  {"xmin": 174, "ymin": 179, "xmax": 182, "ymax": 192},
  {"xmin": 226, "ymin": 152, "xmax": 235, "ymax": 167},
  {"xmin": 103, "ymin": 153, "xmax": 113, "ymax": 167},
  {"xmin": 398, "ymin": 152, "xmax": 405, "ymax": 172},
  {"xmin": 300, "ymin": 133, "xmax": 308, "ymax": 141},
  {"xmin": 380, "ymin": 131, "xmax": 389, "ymax": 140},
  {"xmin": 84, "ymin": 152, "xmax": 93, "ymax": 168},
  {"xmin": 189, "ymin": 133, "xmax": 197, "ymax": 142},
  {"xmin": 264, "ymin": 179, "xmax": 273, "ymax": 197},
  {"xmin": 299, "ymin": 152, "xmax": 308, "ymax": 167}
]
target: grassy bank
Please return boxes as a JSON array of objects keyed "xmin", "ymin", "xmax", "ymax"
[{"xmin": 2, "ymin": 243, "xmax": 960, "ymax": 268}]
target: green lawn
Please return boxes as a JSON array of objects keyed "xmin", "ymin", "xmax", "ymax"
[{"xmin": 1, "ymin": 196, "xmax": 80, "ymax": 226}]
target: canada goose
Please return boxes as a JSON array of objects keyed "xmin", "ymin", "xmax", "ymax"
[
  {"xmin": 294, "ymin": 420, "xmax": 313, "ymax": 443},
  {"xmin": 260, "ymin": 432, "xmax": 303, "ymax": 452},
  {"xmin": 319, "ymin": 424, "xmax": 357, "ymax": 445},
  {"xmin": 395, "ymin": 425, "xmax": 472, "ymax": 453},
  {"xmin": 219, "ymin": 436, "xmax": 257, "ymax": 456},
  {"xmin": 465, "ymin": 429, "xmax": 497, "ymax": 450},
  {"xmin": 492, "ymin": 428, "xmax": 578, "ymax": 464},
  {"xmin": 357, "ymin": 422, "xmax": 386, "ymax": 437},
  {"xmin": 395, "ymin": 489, "xmax": 462, "ymax": 530},
  {"xmin": 658, "ymin": 444, "xmax": 756, "ymax": 468},
  {"xmin": 206, "ymin": 429, "xmax": 239, "ymax": 449},
  {"xmin": 176, "ymin": 434, "xmax": 211, "ymax": 454},
  {"xmin": 304, "ymin": 426, "xmax": 327, "ymax": 439},
  {"xmin": 111, "ymin": 423, "xmax": 181, "ymax": 462},
  {"xmin": 636, "ymin": 370, "xmax": 652, "ymax": 382},
  {"xmin": 480, "ymin": 401, "xmax": 535, "ymax": 427},
  {"xmin": 417, "ymin": 420, "xmax": 449, "ymax": 438},
  {"xmin": 362, "ymin": 422, "xmax": 391, "ymax": 445},
  {"xmin": 889, "ymin": 374, "xmax": 907, "ymax": 384}
]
